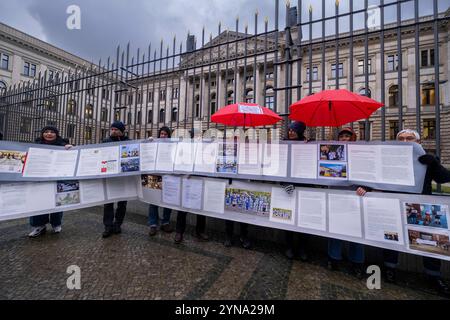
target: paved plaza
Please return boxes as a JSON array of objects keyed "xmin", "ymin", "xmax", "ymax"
[{"xmin": 0, "ymin": 209, "xmax": 448, "ymax": 300}]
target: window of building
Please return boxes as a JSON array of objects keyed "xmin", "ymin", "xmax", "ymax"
[
  {"xmin": 147, "ymin": 91, "xmax": 154, "ymax": 103},
  {"xmin": 389, "ymin": 120, "xmax": 399, "ymax": 140},
  {"xmin": 128, "ymin": 94, "xmax": 133, "ymax": 105},
  {"xmin": 245, "ymin": 89, "xmax": 254, "ymax": 103},
  {"xmin": 226, "ymin": 78, "xmax": 234, "ymax": 86},
  {"xmin": 421, "ymin": 49, "xmax": 435, "ymax": 68},
  {"xmin": 331, "ymin": 63, "xmax": 344, "ymax": 78},
  {"xmin": 227, "ymin": 91, "xmax": 234, "ymax": 105},
  {"xmin": 127, "ymin": 112, "xmax": 132, "ymax": 125},
  {"xmin": 137, "ymin": 92, "xmax": 143, "ymax": 104},
  {"xmin": 358, "ymin": 59, "xmax": 372, "ymax": 74},
  {"xmin": 101, "ymin": 129, "xmax": 109, "ymax": 140},
  {"xmin": 387, "ymin": 54, "xmax": 399, "ymax": 71},
  {"xmin": 101, "ymin": 107, "xmax": 108, "ymax": 122},
  {"xmin": 0, "ymin": 81, "xmax": 6, "ymax": 94},
  {"xmin": 137, "ymin": 111, "xmax": 142, "ymax": 124},
  {"xmin": 246, "ymin": 75, "xmax": 254, "ymax": 83},
  {"xmin": 67, "ymin": 99, "xmax": 77, "ymax": 115},
  {"xmin": 102, "ymin": 88, "xmax": 110, "ymax": 100},
  {"xmin": 265, "ymin": 87, "xmax": 275, "ymax": 110},
  {"xmin": 159, "ymin": 90, "xmax": 166, "ymax": 101},
  {"xmin": 23, "ymin": 62, "xmax": 37, "ymax": 77},
  {"xmin": 85, "ymin": 104, "xmax": 94, "ymax": 119},
  {"xmin": 422, "ymin": 83, "xmax": 435, "ymax": 106},
  {"xmin": 67, "ymin": 124, "xmax": 76, "ymax": 138},
  {"xmin": 0, "ymin": 53, "xmax": 9, "ymax": 70},
  {"xmin": 171, "ymin": 108, "xmax": 178, "ymax": 122},
  {"xmin": 306, "ymin": 66, "xmax": 318, "ymax": 81},
  {"xmin": 210, "ymin": 81, "xmax": 216, "ymax": 88},
  {"xmin": 358, "ymin": 88, "xmax": 372, "ymax": 98},
  {"xmin": 266, "ymin": 72, "xmax": 274, "ymax": 80},
  {"xmin": 44, "ymin": 96, "xmax": 58, "ymax": 112},
  {"xmin": 20, "ymin": 117, "xmax": 32, "ymax": 134},
  {"xmin": 195, "ymin": 95, "xmax": 200, "ymax": 118},
  {"xmin": 147, "ymin": 109, "xmax": 153, "ymax": 123},
  {"xmin": 159, "ymin": 109, "xmax": 165, "ymax": 123},
  {"xmin": 359, "ymin": 121, "xmax": 371, "ymax": 141},
  {"xmin": 114, "ymin": 111, "xmax": 120, "ymax": 121},
  {"xmin": 48, "ymin": 70, "xmax": 54, "ymax": 80},
  {"xmin": 85, "ymin": 126, "xmax": 93, "ymax": 140},
  {"xmin": 172, "ymin": 87, "xmax": 179, "ymax": 100},
  {"xmin": 210, "ymin": 93, "xmax": 217, "ymax": 115},
  {"xmin": 423, "ymin": 119, "xmax": 436, "ymax": 140},
  {"xmin": 388, "ymin": 85, "xmax": 399, "ymax": 107}
]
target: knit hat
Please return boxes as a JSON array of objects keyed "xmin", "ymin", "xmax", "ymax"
[
  {"xmin": 289, "ymin": 121, "xmax": 306, "ymax": 140},
  {"xmin": 41, "ymin": 125, "xmax": 59, "ymax": 136},
  {"xmin": 111, "ymin": 121, "xmax": 126, "ymax": 133}
]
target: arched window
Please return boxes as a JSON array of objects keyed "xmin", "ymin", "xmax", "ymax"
[
  {"xmin": 85, "ymin": 104, "xmax": 94, "ymax": 119},
  {"xmin": 159, "ymin": 108, "xmax": 165, "ymax": 123},
  {"xmin": 210, "ymin": 93, "xmax": 217, "ymax": 115},
  {"xmin": 195, "ymin": 95, "xmax": 200, "ymax": 118},
  {"xmin": 227, "ymin": 91, "xmax": 234, "ymax": 105},
  {"xmin": 0, "ymin": 81, "xmax": 7, "ymax": 95},
  {"xmin": 171, "ymin": 107, "xmax": 178, "ymax": 122},
  {"xmin": 147, "ymin": 109, "xmax": 153, "ymax": 124},
  {"xmin": 265, "ymin": 87, "xmax": 275, "ymax": 110},
  {"xmin": 245, "ymin": 89, "xmax": 254, "ymax": 103},
  {"xmin": 358, "ymin": 88, "xmax": 372, "ymax": 98},
  {"xmin": 388, "ymin": 85, "xmax": 399, "ymax": 107},
  {"xmin": 68, "ymin": 99, "xmax": 77, "ymax": 115}
]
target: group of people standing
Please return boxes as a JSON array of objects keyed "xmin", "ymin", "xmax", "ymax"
[{"xmin": 17, "ymin": 119, "xmax": 450, "ymax": 297}]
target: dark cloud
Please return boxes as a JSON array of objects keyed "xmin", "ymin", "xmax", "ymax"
[{"xmin": 0, "ymin": 0, "xmax": 449, "ymax": 65}]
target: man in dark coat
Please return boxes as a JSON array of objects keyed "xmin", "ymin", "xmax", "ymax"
[{"xmin": 102, "ymin": 121, "xmax": 130, "ymax": 238}]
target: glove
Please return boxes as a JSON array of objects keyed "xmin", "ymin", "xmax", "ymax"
[
  {"xmin": 283, "ymin": 184, "xmax": 295, "ymax": 195},
  {"xmin": 418, "ymin": 154, "xmax": 437, "ymax": 166}
]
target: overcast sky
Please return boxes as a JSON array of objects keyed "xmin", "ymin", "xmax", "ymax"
[{"xmin": 1, "ymin": 0, "xmax": 449, "ymax": 65}]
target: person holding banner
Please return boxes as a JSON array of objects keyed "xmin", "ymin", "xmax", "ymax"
[
  {"xmin": 283, "ymin": 121, "xmax": 309, "ymax": 261},
  {"xmin": 148, "ymin": 127, "xmax": 174, "ymax": 236},
  {"xmin": 327, "ymin": 127, "xmax": 365, "ymax": 279},
  {"xmin": 375, "ymin": 129, "xmax": 450, "ymax": 296},
  {"xmin": 28, "ymin": 126, "xmax": 73, "ymax": 238},
  {"xmin": 102, "ymin": 121, "xmax": 130, "ymax": 238}
]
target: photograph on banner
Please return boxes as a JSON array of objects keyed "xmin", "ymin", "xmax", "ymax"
[
  {"xmin": 225, "ymin": 187, "xmax": 271, "ymax": 217},
  {"xmin": 405, "ymin": 203, "xmax": 449, "ymax": 230},
  {"xmin": 407, "ymin": 227, "xmax": 450, "ymax": 257},
  {"xmin": 318, "ymin": 162, "xmax": 348, "ymax": 180},
  {"xmin": 141, "ymin": 175, "xmax": 163, "ymax": 190},
  {"xmin": 269, "ymin": 187, "xmax": 296, "ymax": 225},
  {"xmin": 216, "ymin": 140, "xmax": 238, "ymax": 174},
  {"xmin": 120, "ymin": 144, "xmax": 140, "ymax": 172},
  {"xmin": 0, "ymin": 150, "xmax": 27, "ymax": 173},
  {"xmin": 319, "ymin": 144, "xmax": 347, "ymax": 161},
  {"xmin": 56, "ymin": 180, "xmax": 80, "ymax": 207}
]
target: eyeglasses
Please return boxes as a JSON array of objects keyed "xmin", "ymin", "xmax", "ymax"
[{"xmin": 397, "ymin": 136, "xmax": 417, "ymax": 142}]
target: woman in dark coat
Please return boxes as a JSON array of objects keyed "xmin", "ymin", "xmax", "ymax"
[{"xmin": 28, "ymin": 126, "xmax": 72, "ymax": 238}]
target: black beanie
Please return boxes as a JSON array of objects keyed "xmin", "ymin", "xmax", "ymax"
[
  {"xmin": 41, "ymin": 126, "xmax": 59, "ymax": 136},
  {"xmin": 111, "ymin": 121, "xmax": 126, "ymax": 133}
]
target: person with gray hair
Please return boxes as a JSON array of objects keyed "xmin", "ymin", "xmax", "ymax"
[{"xmin": 359, "ymin": 128, "xmax": 450, "ymax": 297}]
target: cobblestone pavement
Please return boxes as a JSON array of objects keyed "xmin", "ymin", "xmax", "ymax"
[{"xmin": 0, "ymin": 209, "xmax": 448, "ymax": 300}]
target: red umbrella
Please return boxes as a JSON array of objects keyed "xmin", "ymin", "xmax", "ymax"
[
  {"xmin": 211, "ymin": 102, "xmax": 282, "ymax": 127},
  {"xmin": 289, "ymin": 89, "xmax": 384, "ymax": 127}
]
